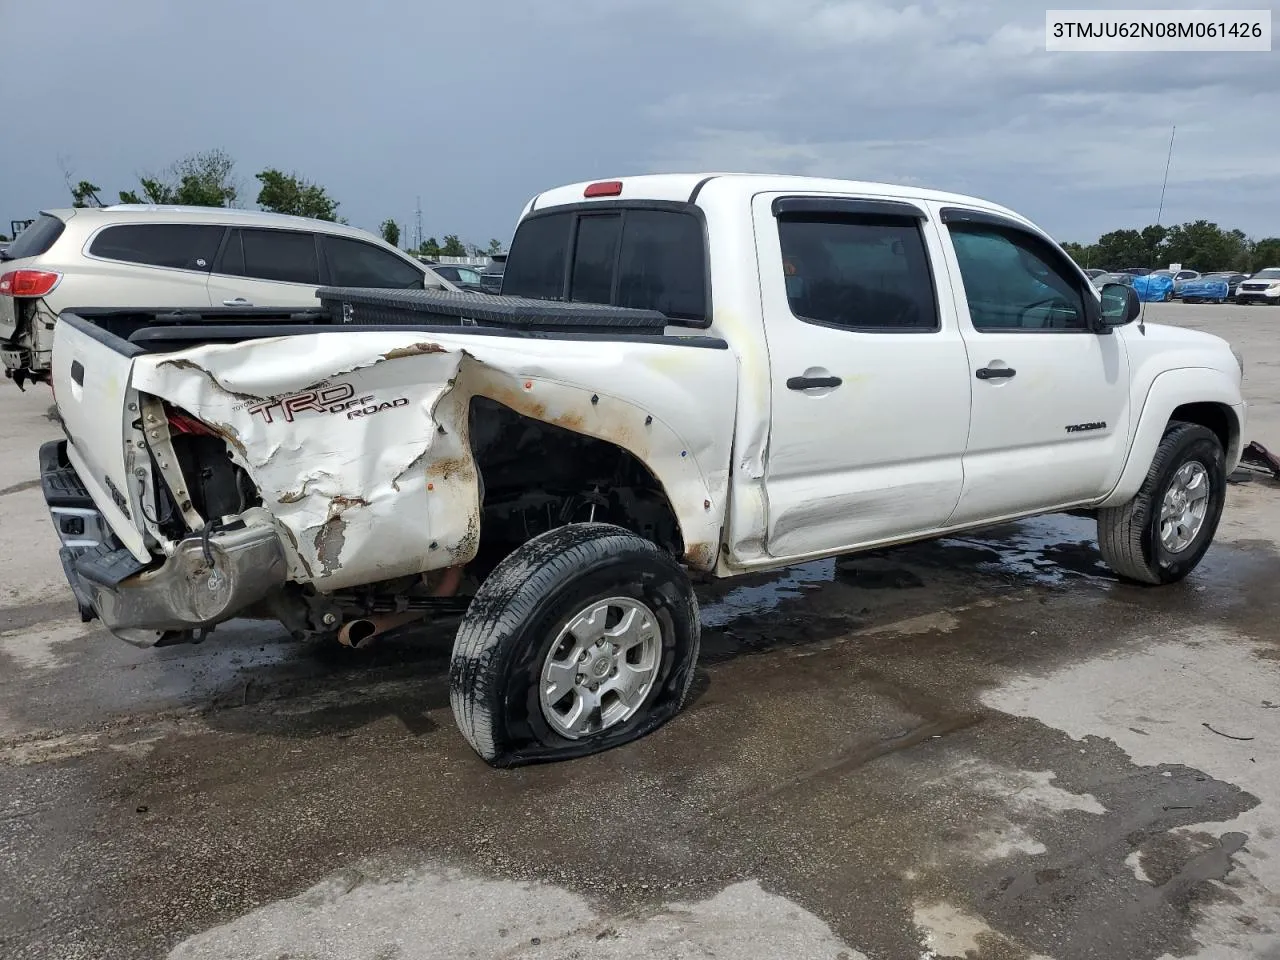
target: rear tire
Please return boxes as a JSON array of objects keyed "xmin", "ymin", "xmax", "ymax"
[
  {"xmin": 449, "ymin": 523, "xmax": 700, "ymax": 767},
  {"xmin": 1097, "ymin": 423, "xmax": 1226, "ymax": 584}
]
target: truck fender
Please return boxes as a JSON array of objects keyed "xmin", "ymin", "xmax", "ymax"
[{"xmin": 1097, "ymin": 367, "xmax": 1244, "ymax": 509}]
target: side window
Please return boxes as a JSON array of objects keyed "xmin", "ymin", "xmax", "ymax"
[
  {"xmin": 616, "ymin": 210, "xmax": 706, "ymax": 322},
  {"xmin": 239, "ymin": 229, "xmax": 320, "ymax": 285},
  {"xmin": 570, "ymin": 214, "xmax": 621, "ymax": 305},
  {"xmin": 948, "ymin": 225, "xmax": 1087, "ymax": 331},
  {"xmin": 89, "ymin": 224, "xmax": 224, "ymax": 272},
  {"xmin": 503, "ymin": 212, "xmax": 572, "ymax": 300},
  {"xmin": 323, "ymin": 236, "xmax": 424, "ymax": 288},
  {"xmin": 777, "ymin": 215, "xmax": 938, "ymax": 331}
]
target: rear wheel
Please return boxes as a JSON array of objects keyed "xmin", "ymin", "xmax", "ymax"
[
  {"xmin": 1097, "ymin": 423, "xmax": 1226, "ymax": 584},
  {"xmin": 449, "ymin": 523, "xmax": 700, "ymax": 766}
]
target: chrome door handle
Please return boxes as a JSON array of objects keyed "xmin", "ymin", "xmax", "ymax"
[{"xmin": 223, "ymin": 298, "xmax": 252, "ymax": 306}]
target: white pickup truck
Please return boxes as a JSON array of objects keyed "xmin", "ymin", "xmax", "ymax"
[{"xmin": 39, "ymin": 173, "xmax": 1246, "ymax": 766}]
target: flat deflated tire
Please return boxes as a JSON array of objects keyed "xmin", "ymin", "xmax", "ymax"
[
  {"xmin": 449, "ymin": 523, "xmax": 700, "ymax": 767},
  {"xmin": 1097, "ymin": 422, "xmax": 1226, "ymax": 584}
]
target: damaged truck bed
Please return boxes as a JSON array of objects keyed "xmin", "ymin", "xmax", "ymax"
[{"xmin": 40, "ymin": 173, "xmax": 1249, "ymax": 766}]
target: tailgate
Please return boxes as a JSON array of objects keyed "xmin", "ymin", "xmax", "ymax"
[{"xmin": 51, "ymin": 313, "xmax": 151, "ymax": 561}]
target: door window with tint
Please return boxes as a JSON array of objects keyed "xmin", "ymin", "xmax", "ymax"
[
  {"xmin": 948, "ymin": 225, "xmax": 1087, "ymax": 331},
  {"xmin": 89, "ymin": 224, "xmax": 224, "ymax": 271},
  {"xmin": 323, "ymin": 236, "xmax": 424, "ymax": 288},
  {"xmin": 777, "ymin": 215, "xmax": 939, "ymax": 331},
  {"xmin": 230, "ymin": 229, "xmax": 320, "ymax": 284}
]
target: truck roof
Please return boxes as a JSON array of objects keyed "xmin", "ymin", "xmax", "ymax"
[{"xmin": 526, "ymin": 173, "xmax": 1032, "ymax": 226}]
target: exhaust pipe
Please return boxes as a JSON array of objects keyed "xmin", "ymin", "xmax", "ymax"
[
  {"xmin": 337, "ymin": 610, "xmax": 423, "ymax": 649},
  {"xmin": 336, "ymin": 565, "xmax": 466, "ymax": 649}
]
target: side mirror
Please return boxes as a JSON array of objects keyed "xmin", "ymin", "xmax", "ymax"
[{"xmin": 1099, "ymin": 282, "xmax": 1140, "ymax": 327}]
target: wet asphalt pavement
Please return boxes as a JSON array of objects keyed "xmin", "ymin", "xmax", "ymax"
[{"xmin": 2, "ymin": 303, "xmax": 1280, "ymax": 960}]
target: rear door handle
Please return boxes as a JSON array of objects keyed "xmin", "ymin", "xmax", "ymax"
[
  {"xmin": 223, "ymin": 298, "xmax": 252, "ymax": 306},
  {"xmin": 975, "ymin": 367, "xmax": 1016, "ymax": 380},
  {"xmin": 70, "ymin": 360, "xmax": 84, "ymax": 386},
  {"xmin": 787, "ymin": 375, "xmax": 842, "ymax": 390}
]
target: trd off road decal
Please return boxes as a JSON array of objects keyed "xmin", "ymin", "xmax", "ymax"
[{"xmin": 247, "ymin": 383, "xmax": 409, "ymax": 424}]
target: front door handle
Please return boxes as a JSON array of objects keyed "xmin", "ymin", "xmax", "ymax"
[
  {"xmin": 787, "ymin": 375, "xmax": 843, "ymax": 390},
  {"xmin": 975, "ymin": 367, "xmax": 1016, "ymax": 380},
  {"xmin": 223, "ymin": 297, "xmax": 252, "ymax": 306}
]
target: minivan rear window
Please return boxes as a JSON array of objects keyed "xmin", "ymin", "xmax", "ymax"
[
  {"xmin": 503, "ymin": 206, "xmax": 708, "ymax": 323},
  {"xmin": 5, "ymin": 215, "xmax": 66, "ymax": 260}
]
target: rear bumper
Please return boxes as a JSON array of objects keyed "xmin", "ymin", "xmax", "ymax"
[{"xmin": 39, "ymin": 440, "xmax": 288, "ymax": 646}]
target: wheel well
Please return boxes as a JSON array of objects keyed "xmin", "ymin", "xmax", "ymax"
[
  {"xmin": 1170, "ymin": 402, "xmax": 1236, "ymax": 456},
  {"xmin": 467, "ymin": 397, "xmax": 684, "ymax": 573}
]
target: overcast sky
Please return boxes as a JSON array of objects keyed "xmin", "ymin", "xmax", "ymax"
[{"xmin": 2, "ymin": 0, "xmax": 1277, "ymax": 246}]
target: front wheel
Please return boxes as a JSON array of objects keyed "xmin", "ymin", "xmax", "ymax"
[
  {"xmin": 449, "ymin": 523, "xmax": 700, "ymax": 767},
  {"xmin": 1097, "ymin": 423, "xmax": 1226, "ymax": 584}
]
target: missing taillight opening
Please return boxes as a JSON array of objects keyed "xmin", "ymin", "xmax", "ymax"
[{"xmin": 0, "ymin": 269, "xmax": 62, "ymax": 297}]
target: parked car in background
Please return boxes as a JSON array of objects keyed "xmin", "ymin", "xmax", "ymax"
[
  {"xmin": 1092, "ymin": 271, "xmax": 1134, "ymax": 290},
  {"xmin": 479, "ymin": 257, "xmax": 506, "ymax": 294},
  {"xmin": 1171, "ymin": 270, "xmax": 1200, "ymax": 298},
  {"xmin": 1178, "ymin": 275, "xmax": 1231, "ymax": 304},
  {"xmin": 0, "ymin": 205, "xmax": 457, "ymax": 387},
  {"xmin": 424, "ymin": 263, "xmax": 488, "ymax": 293},
  {"xmin": 1202, "ymin": 272, "xmax": 1249, "ymax": 299},
  {"xmin": 1119, "ymin": 267, "xmax": 1152, "ymax": 276},
  {"xmin": 1083, "ymin": 268, "xmax": 1107, "ymax": 280},
  {"xmin": 1237, "ymin": 267, "xmax": 1280, "ymax": 304}
]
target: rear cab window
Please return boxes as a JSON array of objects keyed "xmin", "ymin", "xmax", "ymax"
[
  {"xmin": 5, "ymin": 215, "xmax": 67, "ymax": 260},
  {"xmin": 89, "ymin": 224, "xmax": 224, "ymax": 271},
  {"xmin": 503, "ymin": 204, "xmax": 708, "ymax": 324}
]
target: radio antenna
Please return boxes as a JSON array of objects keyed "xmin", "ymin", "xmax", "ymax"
[{"xmin": 1140, "ymin": 125, "xmax": 1177, "ymax": 335}]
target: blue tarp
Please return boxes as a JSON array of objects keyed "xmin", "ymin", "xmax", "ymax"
[
  {"xmin": 1178, "ymin": 277, "xmax": 1230, "ymax": 301},
  {"xmin": 1130, "ymin": 273, "xmax": 1175, "ymax": 302}
]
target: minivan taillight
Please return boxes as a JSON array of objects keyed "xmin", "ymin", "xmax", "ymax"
[{"xmin": 0, "ymin": 269, "xmax": 62, "ymax": 297}]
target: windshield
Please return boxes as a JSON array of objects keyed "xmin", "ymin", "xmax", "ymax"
[{"xmin": 1253, "ymin": 268, "xmax": 1280, "ymax": 280}]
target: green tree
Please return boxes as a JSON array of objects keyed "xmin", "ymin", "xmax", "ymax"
[
  {"xmin": 418, "ymin": 237, "xmax": 442, "ymax": 258},
  {"xmin": 486, "ymin": 238, "xmax": 504, "ymax": 256},
  {"xmin": 255, "ymin": 169, "xmax": 340, "ymax": 221},
  {"xmin": 380, "ymin": 219, "xmax": 401, "ymax": 247},
  {"xmin": 1093, "ymin": 229, "xmax": 1148, "ymax": 270},
  {"xmin": 440, "ymin": 234, "xmax": 467, "ymax": 257},
  {"xmin": 1252, "ymin": 238, "xmax": 1280, "ymax": 271},
  {"xmin": 1159, "ymin": 220, "xmax": 1242, "ymax": 271},
  {"xmin": 70, "ymin": 180, "xmax": 105, "ymax": 208},
  {"xmin": 116, "ymin": 149, "xmax": 239, "ymax": 207}
]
